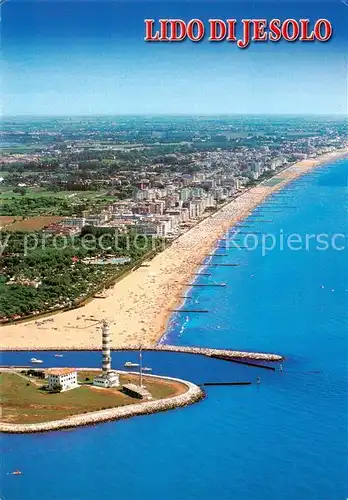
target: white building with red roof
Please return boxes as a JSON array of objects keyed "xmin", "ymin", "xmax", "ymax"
[{"xmin": 48, "ymin": 368, "xmax": 78, "ymax": 392}]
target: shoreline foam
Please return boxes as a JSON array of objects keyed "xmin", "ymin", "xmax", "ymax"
[{"xmin": 1, "ymin": 148, "xmax": 347, "ymax": 350}]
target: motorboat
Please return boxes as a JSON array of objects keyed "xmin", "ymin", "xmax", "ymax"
[
  {"xmin": 142, "ymin": 367, "xmax": 152, "ymax": 372},
  {"xmin": 124, "ymin": 361, "xmax": 140, "ymax": 368},
  {"xmin": 54, "ymin": 354, "xmax": 63, "ymax": 358},
  {"xmin": 30, "ymin": 358, "xmax": 43, "ymax": 364}
]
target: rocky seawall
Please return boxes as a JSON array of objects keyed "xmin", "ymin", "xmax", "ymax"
[
  {"xmin": 121, "ymin": 345, "xmax": 284, "ymax": 361},
  {"xmin": 0, "ymin": 373, "xmax": 204, "ymax": 434},
  {"xmin": 0, "ymin": 344, "xmax": 283, "ymax": 361}
]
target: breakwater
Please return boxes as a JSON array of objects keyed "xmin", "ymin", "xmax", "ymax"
[
  {"xmin": 0, "ymin": 344, "xmax": 284, "ymax": 361},
  {"xmin": 201, "ymin": 382, "xmax": 251, "ymax": 386},
  {"xmin": 211, "ymin": 355, "xmax": 277, "ymax": 370},
  {"xmin": 0, "ymin": 373, "xmax": 204, "ymax": 434}
]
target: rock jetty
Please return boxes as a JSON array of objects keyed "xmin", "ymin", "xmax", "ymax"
[
  {"xmin": 122, "ymin": 344, "xmax": 284, "ymax": 361},
  {"xmin": 0, "ymin": 344, "xmax": 283, "ymax": 361}
]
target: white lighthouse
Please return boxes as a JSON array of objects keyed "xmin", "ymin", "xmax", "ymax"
[{"xmin": 93, "ymin": 320, "xmax": 120, "ymax": 388}]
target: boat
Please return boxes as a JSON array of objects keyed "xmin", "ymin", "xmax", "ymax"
[
  {"xmin": 54, "ymin": 354, "xmax": 63, "ymax": 358},
  {"xmin": 124, "ymin": 361, "xmax": 140, "ymax": 368},
  {"xmin": 142, "ymin": 367, "xmax": 152, "ymax": 372},
  {"xmin": 11, "ymin": 470, "xmax": 22, "ymax": 475},
  {"xmin": 30, "ymin": 358, "xmax": 43, "ymax": 364}
]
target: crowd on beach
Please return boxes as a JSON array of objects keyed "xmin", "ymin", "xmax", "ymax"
[{"xmin": 1, "ymin": 150, "xmax": 347, "ymax": 351}]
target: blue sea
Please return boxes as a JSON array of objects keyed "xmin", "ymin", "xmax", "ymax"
[{"xmin": 1, "ymin": 159, "xmax": 347, "ymax": 500}]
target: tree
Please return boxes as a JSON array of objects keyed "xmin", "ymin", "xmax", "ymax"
[{"xmin": 13, "ymin": 187, "xmax": 27, "ymax": 196}]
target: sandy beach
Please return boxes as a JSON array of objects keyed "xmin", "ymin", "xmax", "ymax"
[{"xmin": 1, "ymin": 148, "xmax": 347, "ymax": 350}]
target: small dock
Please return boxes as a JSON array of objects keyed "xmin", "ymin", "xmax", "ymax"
[
  {"xmin": 255, "ymin": 209, "xmax": 281, "ymax": 213},
  {"xmin": 237, "ymin": 231, "xmax": 262, "ymax": 235},
  {"xmin": 272, "ymin": 193, "xmax": 294, "ymax": 197},
  {"xmin": 211, "ymin": 355, "xmax": 276, "ymax": 370},
  {"xmin": 201, "ymin": 381, "xmax": 251, "ymax": 386},
  {"xmin": 263, "ymin": 202, "xmax": 295, "ymax": 206},
  {"xmin": 218, "ymin": 245, "xmax": 248, "ymax": 249},
  {"xmin": 247, "ymin": 219, "xmax": 273, "ymax": 223},
  {"xmin": 171, "ymin": 309, "xmax": 209, "ymax": 313},
  {"xmin": 208, "ymin": 263, "xmax": 239, "ymax": 267},
  {"xmin": 187, "ymin": 283, "xmax": 227, "ymax": 287}
]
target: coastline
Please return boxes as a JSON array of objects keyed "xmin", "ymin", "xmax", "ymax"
[
  {"xmin": 1, "ymin": 148, "xmax": 347, "ymax": 350},
  {"xmin": 0, "ymin": 371, "xmax": 204, "ymax": 434}
]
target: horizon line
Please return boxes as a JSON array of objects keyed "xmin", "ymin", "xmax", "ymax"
[{"xmin": 3, "ymin": 112, "xmax": 348, "ymax": 119}]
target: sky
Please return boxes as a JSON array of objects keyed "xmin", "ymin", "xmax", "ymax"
[{"xmin": 2, "ymin": 0, "xmax": 348, "ymax": 116}]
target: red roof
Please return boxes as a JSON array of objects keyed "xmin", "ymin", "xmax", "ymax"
[{"xmin": 48, "ymin": 368, "xmax": 76, "ymax": 376}]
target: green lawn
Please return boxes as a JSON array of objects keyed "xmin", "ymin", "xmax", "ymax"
[
  {"xmin": 79, "ymin": 370, "xmax": 184, "ymax": 400},
  {"xmin": 0, "ymin": 187, "xmax": 105, "ymax": 200},
  {"xmin": 0, "ymin": 371, "xmax": 186, "ymax": 424}
]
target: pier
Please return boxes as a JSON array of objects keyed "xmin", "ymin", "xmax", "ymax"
[
  {"xmin": 271, "ymin": 193, "xmax": 294, "ymax": 197},
  {"xmin": 208, "ymin": 263, "xmax": 240, "ymax": 267},
  {"xmin": 187, "ymin": 283, "xmax": 227, "ymax": 287},
  {"xmin": 211, "ymin": 355, "xmax": 276, "ymax": 370},
  {"xmin": 201, "ymin": 382, "xmax": 251, "ymax": 386},
  {"xmin": 171, "ymin": 309, "xmax": 209, "ymax": 313},
  {"xmin": 270, "ymin": 197, "xmax": 294, "ymax": 202},
  {"xmin": 207, "ymin": 253, "xmax": 228, "ymax": 257},
  {"xmin": 218, "ymin": 245, "xmax": 248, "ymax": 249},
  {"xmin": 236, "ymin": 231, "xmax": 262, "ymax": 235},
  {"xmin": 246, "ymin": 219, "xmax": 273, "ymax": 222},
  {"xmin": 254, "ymin": 210, "xmax": 281, "ymax": 213},
  {"xmin": 192, "ymin": 273, "xmax": 212, "ymax": 276},
  {"xmin": 262, "ymin": 204, "xmax": 295, "ymax": 208}
]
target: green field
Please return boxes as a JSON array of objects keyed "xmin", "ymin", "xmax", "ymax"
[
  {"xmin": 0, "ymin": 187, "xmax": 116, "ymax": 217},
  {"xmin": 0, "ymin": 145, "xmax": 44, "ymax": 154},
  {"xmin": 0, "ymin": 371, "xmax": 185, "ymax": 424},
  {"xmin": 0, "ymin": 187, "xmax": 109, "ymax": 200}
]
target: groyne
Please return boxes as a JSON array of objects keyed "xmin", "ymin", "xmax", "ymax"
[
  {"xmin": 211, "ymin": 355, "xmax": 278, "ymax": 370},
  {"xmin": 132, "ymin": 345, "xmax": 283, "ymax": 361},
  {"xmin": 0, "ymin": 344, "xmax": 284, "ymax": 361},
  {"xmin": 0, "ymin": 373, "xmax": 204, "ymax": 434}
]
